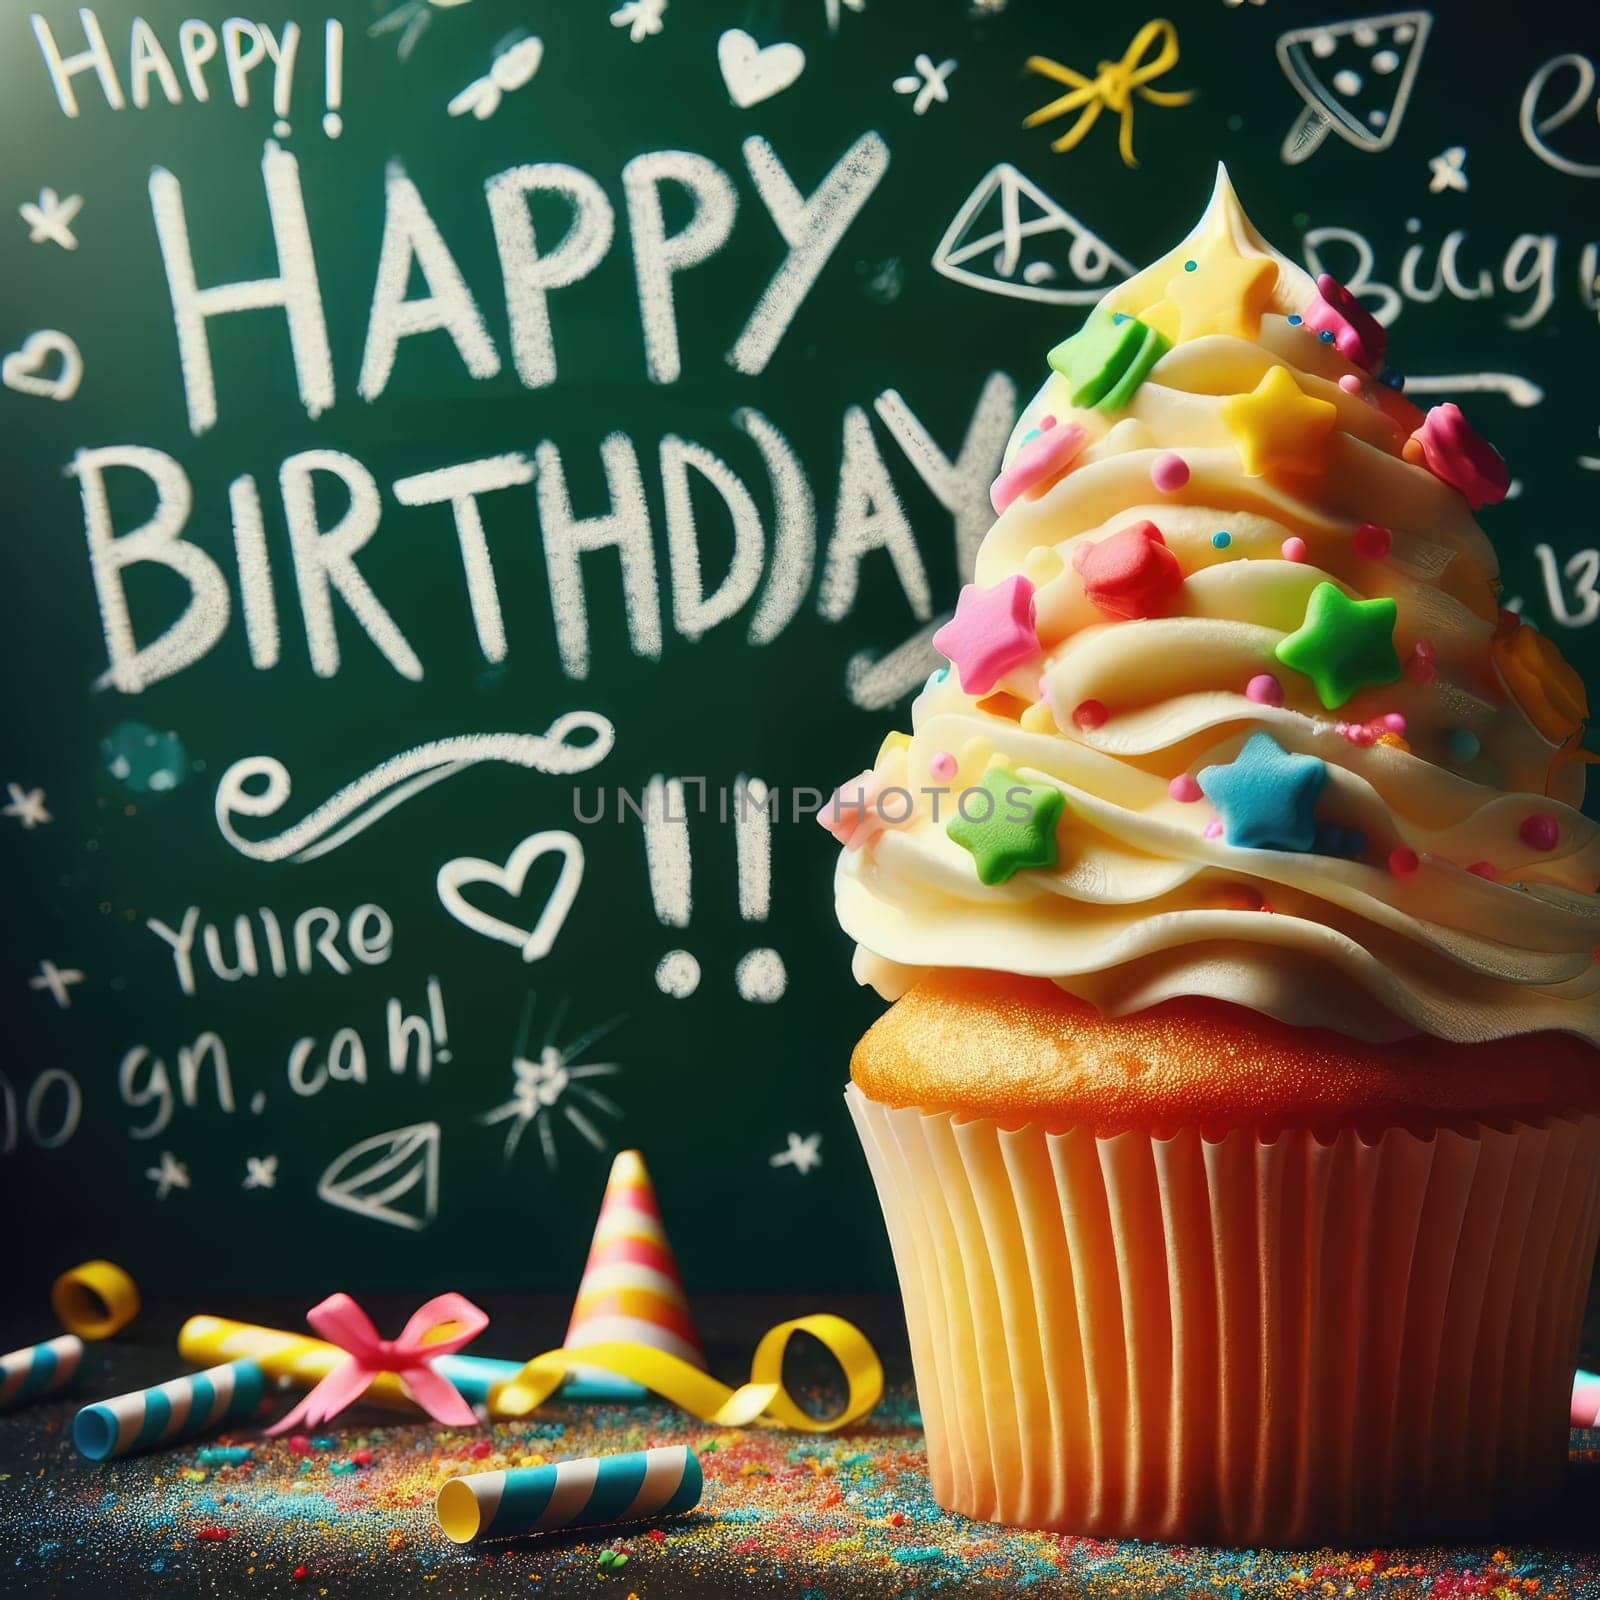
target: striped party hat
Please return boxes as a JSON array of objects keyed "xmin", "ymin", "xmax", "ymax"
[{"xmin": 565, "ymin": 1150, "xmax": 705, "ymax": 1370}]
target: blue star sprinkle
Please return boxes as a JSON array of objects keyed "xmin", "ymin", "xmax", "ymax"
[{"xmin": 1198, "ymin": 732, "xmax": 1327, "ymax": 852}]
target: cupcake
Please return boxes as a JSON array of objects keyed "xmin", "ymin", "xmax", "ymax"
[{"xmin": 823, "ymin": 167, "xmax": 1600, "ymax": 1545}]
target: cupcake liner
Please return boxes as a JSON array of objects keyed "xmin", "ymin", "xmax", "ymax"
[{"xmin": 847, "ymin": 1084, "xmax": 1600, "ymax": 1545}]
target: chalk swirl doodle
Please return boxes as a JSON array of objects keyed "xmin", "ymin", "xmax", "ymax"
[{"xmin": 215, "ymin": 712, "xmax": 615, "ymax": 863}]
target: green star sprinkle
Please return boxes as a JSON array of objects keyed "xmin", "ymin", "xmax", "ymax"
[
  {"xmin": 1047, "ymin": 311, "xmax": 1170, "ymax": 411},
  {"xmin": 946, "ymin": 766, "xmax": 1064, "ymax": 886},
  {"xmin": 1275, "ymin": 581, "xmax": 1401, "ymax": 709}
]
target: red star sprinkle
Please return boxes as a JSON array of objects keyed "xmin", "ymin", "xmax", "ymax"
[
  {"xmin": 1072, "ymin": 520, "xmax": 1182, "ymax": 620},
  {"xmin": 932, "ymin": 574, "xmax": 1039, "ymax": 694},
  {"xmin": 1302, "ymin": 274, "xmax": 1387, "ymax": 373}
]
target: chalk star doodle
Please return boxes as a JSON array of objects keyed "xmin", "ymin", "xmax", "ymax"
[
  {"xmin": 478, "ymin": 993, "xmax": 624, "ymax": 1172},
  {"xmin": 1428, "ymin": 146, "xmax": 1468, "ymax": 194},
  {"xmin": 243, "ymin": 1156, "xmax": 278, "ymax": 1190},
  {"xmin": 610, "ymin": 0, "xmax": 666, "ymax": 43},
  {"xmin": 146, "ymin": 1151, "xmax": 190, "ymax": 1200},
  {"xmin": 18, "ymin": 188, "xmax": 81, "ymax": 250},
  {"xmin": 770, "ymin": 1132, "xmax": 823, "ymax": 1175},
  {"xmin": 823, "ymin": 0, "xmax": 865, "ymax": 33},
  {"xmin": 447, "ymin": 34, "xmax": 544, "ymax": 120},
  {"xmin": 893, "ymin": 53, "xmax": 956, "ymax": 115},
  {"xmin": 369, "ymin": 0, "xmax": 471, "ymax": 62},
  {"xmin": 28, "ymin": 960, "xmax": 83, "ymax": 1009},
  {"xmin": 4, "ymin": 784, "xmax": 51, "ymax": 829}
]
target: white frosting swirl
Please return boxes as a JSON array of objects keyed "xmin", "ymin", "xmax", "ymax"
[{"xmin": 835, "ymin": 167, "xmax": 1600, "ymax": 1044}]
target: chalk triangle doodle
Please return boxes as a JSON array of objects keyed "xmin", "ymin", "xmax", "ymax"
[
  {"xmin": 316, "ymin": 1122, "xmax": 439, "ymax": 1230},
  {"xmin": 931, "ymin": 164, "xmax": 1134, "ymax": 306},
  {"xmin": 1277, "ymin": 11, "xmax": 1431, "ymax": 165}
]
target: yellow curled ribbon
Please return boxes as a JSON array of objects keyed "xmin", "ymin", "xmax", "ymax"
[
  {"xmin": 486, "ymin": 1314, "xmax": 883, "ymax": 1433},
  {"xmin": 1024, "ymin": 19, "xmax": 1194, "ymax": 167}
]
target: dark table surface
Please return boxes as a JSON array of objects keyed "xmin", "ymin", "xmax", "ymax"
[{"xmin": 3, "ymin": 1292, "xmax": 1600, "ymax": 1598}]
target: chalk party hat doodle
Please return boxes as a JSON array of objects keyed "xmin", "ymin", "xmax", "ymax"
[
  {"xmin": 565, "ymin": 1149, "xmax": 706, "ymax": 1371},
  {"xmin": 1277, "ymin": 11, "xmax": 1431, "ymax": 165},
  {"xmin": 932, "ymin": 164, "xmax": 1134, "ymax": 306}
]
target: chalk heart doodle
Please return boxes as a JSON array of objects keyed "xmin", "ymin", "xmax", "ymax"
[
  {"xmin": 718, "ymin": 29, "xmax": 805, "ymax": 109},
  {"xmin": 436, "ymin": 831, "xmax": 584, "ymax": 962},
  {"xmin": 214, "ymin": 713, "xmax": 614, "ymax": 863},
  {"xmin": 2, "ymin": 330, "xmax": 82, "ymax": 402}
]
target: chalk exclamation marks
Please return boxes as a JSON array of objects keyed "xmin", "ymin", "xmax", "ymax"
[
  {"xmin": 271, "ymin": 21, "xmax": 301, "ymax": 136},
  {"xmin": 323, "ymin": 19, "xmax": 344, "ymax": 138},
  {"xmin": 428, "ymin": 975, "xmax": 451, "ymax": 1064},
  {"xmin": 733, "ymin": 776, "xmax": 786, "ymax": 1003},
  {"xmin": 643, "ymin": 777, "xmax": 698, "ymax": 998}
]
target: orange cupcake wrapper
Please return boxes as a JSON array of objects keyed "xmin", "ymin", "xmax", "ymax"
[{"xmin": 846, "ymin": 1084, "xmax": 1600, "ymax": 1545}]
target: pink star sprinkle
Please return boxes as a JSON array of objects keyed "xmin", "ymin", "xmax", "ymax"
[
  {"xmin": 1405, "ymin": 403, "xmax": 1509, "ymax": 510},
  {"xmin": 1302, "ymin": 273, "xmax": 1387, "ymax": 372},
  {"xmin": 932, "ymin": 575, "xmax": 1039, "ymax": 695},
  {"xmin": 817, "ymin": 770, "xmax": 895, "ymax": 851}
]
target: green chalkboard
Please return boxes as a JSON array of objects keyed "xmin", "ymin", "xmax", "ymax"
[{"xmin": 4, "ymin": 0, "xmax": 1599, "ymax": 1296}]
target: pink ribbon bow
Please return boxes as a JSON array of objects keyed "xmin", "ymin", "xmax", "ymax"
[{"xmin": 266, "ymin": 1292, "xmax": 488, "ymax": 1435}]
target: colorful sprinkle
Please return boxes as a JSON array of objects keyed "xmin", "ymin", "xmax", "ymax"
[
  {"xmin": 1072, "ymin": 520, "xmax": 1183, "ymax": 620},
  {"xmin": 1380, "ymin": 712, "xmax": 1407, "ymax": 733},
  {"xmin": 1047, "ymin": 310, "xmax": 1171, "ymax": 411},
  {"xmin": 1467, "ymin": 860, "xmax": 1497, "ymax": 880},
  {"xmin": 1197, "ymin": 731, "xmax": 1327, "ymax": 852},
  {"xmin": 1281, "ymin": 537, "xmax": 1308, "ymax": 562},
  {"xmin": 1445, "ymin": 729, "xmax": 1481, "ymax": 764},
  {"xmin": 1183, "ymin": 259, "xmax": 1197, "ymax": 271},
  {"xmin": 929, "ymin": 751, "xmax": 958, "ymax": 782},
  {"xmin": 1245, "ymin": 673, "xmax": 1283, "ymax": 706},
  {"xmin": 1275, "ymin": 582, "xmax": 1401, "ymax": 709},
  {"xmin": 1352, "ymin": 521, "xmax": 1392, "ymax": 560},
  {"xmin": 1301, "ymin": 273, "xmax": 1388, "ymax": 372},
  {"xmin": 1388, "ymin": 846, "xmax": 1419, "ymax": 877},
  {"xmin": 1338, "ymin": 373, "xmax": 1363, "ymax": 395},
  {"xmin": 946, "ymin": 766, "xmax": 1064, "ymax": 886},
  {"xmin": 1203, "ymin": 817, "xmax": 1224, "ymax": 839},
  {"xmin": 1168, "ymin": 774, "xmax": 1203, "ymax": 802},
  {"xmin": 1405, "ymin": 641, "xmax": 1437, "ymax": 684},
  {"xmin": 1221, "ymin": 366, "xmax": 1338, "ymax": 478},
  {"xmin": 991, "ymin": 422, "xmax": 1089, "ymax": 513},
  {"xmin": 1150, "ymin": 452, "xmax": 1189, "ymax": 492},
  {"xmin": 1520, "ymin": 813, "xmax": 1560, "ymax": 851},
  {"xmin": 1404, "ymin": 402, "xmax": 1510, "ymax": 509},
  {"xmin": 933, "ymin": 575, "xmax": 1039, "ymax": 695},
  {"xmin": 1287, "ymin": 314, "xmax": 1303, "ymax": 325},
  {"xmin": 1072, "ymin": 699, "xmax": 1108, "ymax": 731},
  {"xmin": 1211, "ymin": 530, "xmax": 1231, "ymax": 549}
]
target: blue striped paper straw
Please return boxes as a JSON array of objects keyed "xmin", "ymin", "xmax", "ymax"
[
  {"xmin": 432, "ymin": 1354, "xmax": 646, "ymax": 1407},
  {"xmin": 436, "ymin": 1445, "xmax": 702, "ymax": 1544},
  {"xmin": 0, "ymin": 1335, "xmax": 84, "ymax": 1410},
  {"xmin": 72, "ymin": 1360, "xmax": 265, "ymax": 1461}
]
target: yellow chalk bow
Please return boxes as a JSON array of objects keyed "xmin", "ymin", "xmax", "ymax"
[
  {"xmin": 487, "ymin": 1314, "xmax": 883, "ymax": 1434},
  {"xmin": 1024, "ymin": 19, "xmax": 1194, "ymax": 167}
]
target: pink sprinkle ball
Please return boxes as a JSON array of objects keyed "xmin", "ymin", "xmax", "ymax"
[
  {"xmin": 1380, "ymin": 712, "xmax": 1406, "ymax": 733},
  {"xmin": 1343, "ymin": 722, "xmax": 1378, "ymax": 748},
  {"xmin": 1520, "ymin": 813, "xmax": 1560, "ymax": 851},
  {"xmin": 1150, "ymin": 452, "xmax": 1190, "ymax": 493},
  {"xmin": 1072, "ymin": 698, "xmax": 1108, "ymax": 731},
  {"xmin": 1037, "ymin": 414, "xmax": 1057, "ymax": 431},
  {"xmin": 1203, "ymin": 818, "xmax": 1224, "ymax": 839},
  {"xmin": 1281, "ymin": 537, "xmax": 1308, "ymax": 562},
  {"xmin": 1169, "ymin": 773, "xmax": 1203, "ymax": 803},
  {"xmin": 1388, "ymin": 845, "xmax": 1419, "ymax": 877},
  {"xmin": 1338, "ymin": 374, "xmax": 1364, "ymax": 395},
  {"xmin": 1404, "ymin": 642, "xmax": 1436, "ymax": 684},
  {"xmin": 1467, "ymin": 860, "xmax": 1496, "ymax": 880},
  {"xmin": 929, "ymin": 751, "xmax": 958, "ymax": 782},
  {"xmin": 1353, "ymin": 521, "xmax": 1393, "ymax": 560},
  {"xmin": 1245, "ymin": 673, "xmax": 1283, "ymax": 706}
]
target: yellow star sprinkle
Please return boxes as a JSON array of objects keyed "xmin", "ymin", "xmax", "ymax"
[
  {"xmin": 1160, "ymin": 236, "xmax": 1279, "ymax": 341},
  {"xmin": 1220, "ymin": 365, "xmax": 1337, "ymax": 478}
]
